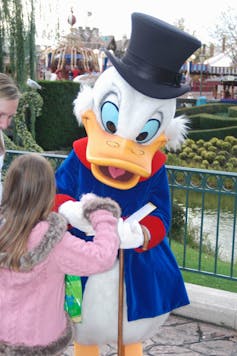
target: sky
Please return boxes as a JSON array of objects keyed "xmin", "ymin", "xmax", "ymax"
[{"xmin": 36, "ymin": 0, "xmax": 237, "ymax": 47}]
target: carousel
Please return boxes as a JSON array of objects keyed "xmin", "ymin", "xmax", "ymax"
[{"xmin": 40, "ymin": 9, "xmax": 102, "ymax": 82}]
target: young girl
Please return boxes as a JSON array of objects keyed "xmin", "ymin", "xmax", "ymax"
[
  {"xmin": 0, "ymin": 73, "xmax": 21, "ymax": 202},
  {"xmin": 0, "ymin": 153, "xmax": 121, "ymax": 355}
]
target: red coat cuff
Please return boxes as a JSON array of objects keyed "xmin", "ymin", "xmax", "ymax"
[
  {"xmin": 53, "ymin": 194, "xmax": 76, "ymax": 212},
  {"xmin": 135, "ymin": 215, "xmax": 166, "ymax": 253}
]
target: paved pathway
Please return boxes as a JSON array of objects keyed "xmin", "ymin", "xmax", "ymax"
[{"xmin": 63, "ymin": 314, "xmax": 237, "ymax": 356}]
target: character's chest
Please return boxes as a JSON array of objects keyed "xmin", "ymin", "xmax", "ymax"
[{"xmin": 76, "ymin": 164, "xmax": 152, "ymax": 216}]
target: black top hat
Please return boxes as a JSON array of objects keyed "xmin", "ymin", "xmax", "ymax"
[{"xmin": 105, "ymin": 12, "xmax": 201, "ymax": 99}]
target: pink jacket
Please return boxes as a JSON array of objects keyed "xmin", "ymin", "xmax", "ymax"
[{"xmin": 0, "ymin": 197, "xmax": 120, "ymax": 355}]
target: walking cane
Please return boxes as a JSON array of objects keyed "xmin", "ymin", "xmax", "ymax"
[
  {"xmin": 117, "ymin": 202, "xmax": 156, "ymax": 356},
  {"xmin": 118, "ymin": 248, "xmax": 124, "ymax": 356}
]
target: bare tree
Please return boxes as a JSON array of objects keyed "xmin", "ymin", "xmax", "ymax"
[{"xmin": 212, "ymin": 7, "xmax": 237, "ymax": 65}]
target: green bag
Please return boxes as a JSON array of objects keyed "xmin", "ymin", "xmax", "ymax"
[{"xmin": 64, "ymin": 274, "xmax": 82, "ymax": 323}]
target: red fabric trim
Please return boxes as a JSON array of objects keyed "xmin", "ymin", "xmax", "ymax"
[
  {"xmin": 73, "ymin": 137, "xmax": 91, "ymax": 169},
  {"xmin": 139, "ymin": 150, "xmax": 167, "ymax": 182},
  {"xmin": 53, "ymin": 194, "xmax": 76, "ymax": 212},
  {"xmin": 135, "ymin": 215, "xmax": 166, "ymax": 253}
]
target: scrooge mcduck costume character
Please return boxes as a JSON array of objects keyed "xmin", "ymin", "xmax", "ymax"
[{"xmin": 55, "ymin": 13, "xmax": 201, "ymax": 356}]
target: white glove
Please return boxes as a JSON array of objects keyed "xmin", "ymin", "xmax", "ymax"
[
  {"xmin": 59, "ymin": 200, "xmax": 95, "ymax": 235},
  {"xmin": 117, "ymin": 218, "xmax": 144, "ymax": 249}
]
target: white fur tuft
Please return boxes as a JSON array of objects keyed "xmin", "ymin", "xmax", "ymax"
[
  {"xmin": 165, "ymin": 115, "xmax": 189, "ymax": 151},
  {"xmin": 73, "ymin": 86, "xmax": 94, "ymax": 125}
]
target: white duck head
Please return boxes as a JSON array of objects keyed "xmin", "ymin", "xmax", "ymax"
[
  {"xmin": 73, "ymin": 13, "xmax": 201, "ymax": 190},
  {"xmin": 73, "ymin": 66, "xmax": 189, "ymax": 190}
]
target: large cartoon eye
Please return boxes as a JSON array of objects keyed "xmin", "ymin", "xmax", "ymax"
[
  {"xmin": 136, "ymin": 119, "xmax": 161, "ymax": 143},
  {"xmin": 101, "ymin": 101, "xmax": 119, "ymax": 134}
]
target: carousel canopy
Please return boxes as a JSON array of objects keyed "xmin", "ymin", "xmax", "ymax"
[{"xmin": 204, "ymin": 52, "xmax": 233, "ymax": 67}]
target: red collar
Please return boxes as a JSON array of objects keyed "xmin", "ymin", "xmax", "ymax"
[{"xmin": 73, "ymin": 137, "xmax": 91, "ymax": 169}]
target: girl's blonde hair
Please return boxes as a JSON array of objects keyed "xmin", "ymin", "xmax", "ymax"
[
  {"xmin": 0, "ymin": 73, "xmax": 20, "ymax": 101},
  {"xmin": 0, "ymin": 153, "xmax": 56, "ymax": 270}
]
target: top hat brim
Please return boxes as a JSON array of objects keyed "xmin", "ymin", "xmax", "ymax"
[{"xmin": 105, "ymin": 50, "xmax": 191, "ymax": 99}]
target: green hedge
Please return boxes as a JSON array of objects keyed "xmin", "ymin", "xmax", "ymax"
[
  {"xmin": 175, "ymin": 103, "xmax": 233, "ymax": 117},
  {"xmin": 35, "ymin": 81, "xmax": 86, "ymax": 150},
  {"xmin": 176, "ymin": 103, "xmax": 237, "ymax": 141},
  {"xmin": 187, "ymin": 113, "xmax": 237, "ymax": 130},
  {"xmin": 189, "ymin": 125, "xmax": 237, "ymax": 141},
  {"xmin": 228, "ymin": 106, "xmax": 237, "ymax": 117}
]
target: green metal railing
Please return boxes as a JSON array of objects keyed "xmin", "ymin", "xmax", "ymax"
[
  {"xmin": 4, "ymin": 150, "xmax": 237, "ymax": 281},
  {"xmin": 168, "ymin": 166, "xmax": 237, "ymax": 281},
  {"xmin": 4, "ymin": 150, "xmax": 67, "ymax": 174}
]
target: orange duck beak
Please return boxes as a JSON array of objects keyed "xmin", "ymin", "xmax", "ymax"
[{"xmin": 82, "ymin": 110, "xmax": 167, "ymax": 190}]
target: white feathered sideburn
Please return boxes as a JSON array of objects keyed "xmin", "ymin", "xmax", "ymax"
[
  {"xmin": 73, "ymin": 86, "xmax": 94, "ymax": 125},
  {"xmin": 164, "ymin": 115, "xmax": 190, "ymax": 152}
]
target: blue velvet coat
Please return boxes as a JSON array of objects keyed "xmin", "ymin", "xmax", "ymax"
[{"xmin": 55, "ymin": 138, "xmax": 189, "ymax": 321}]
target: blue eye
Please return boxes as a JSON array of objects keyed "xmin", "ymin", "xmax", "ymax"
[
  {"xmin": 136, "ymin": 119, "xmax": 161, "ymax": 143},
  {"xmin": 101, "ymin": 101, "xmax": 119, "ymax": 134}
]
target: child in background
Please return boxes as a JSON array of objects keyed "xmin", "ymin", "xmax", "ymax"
[
  {"xmin": 0, "ymin": 73, "xmax": 21, "ymax": 202},
  {"xmin": 0, "ymin": 153, "xmax": 121, "ymax": 355}
]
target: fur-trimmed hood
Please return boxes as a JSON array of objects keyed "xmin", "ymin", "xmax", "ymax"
[{"xmin": 0, "ymin": 212, "xmax": 67, "ymax": 271}]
